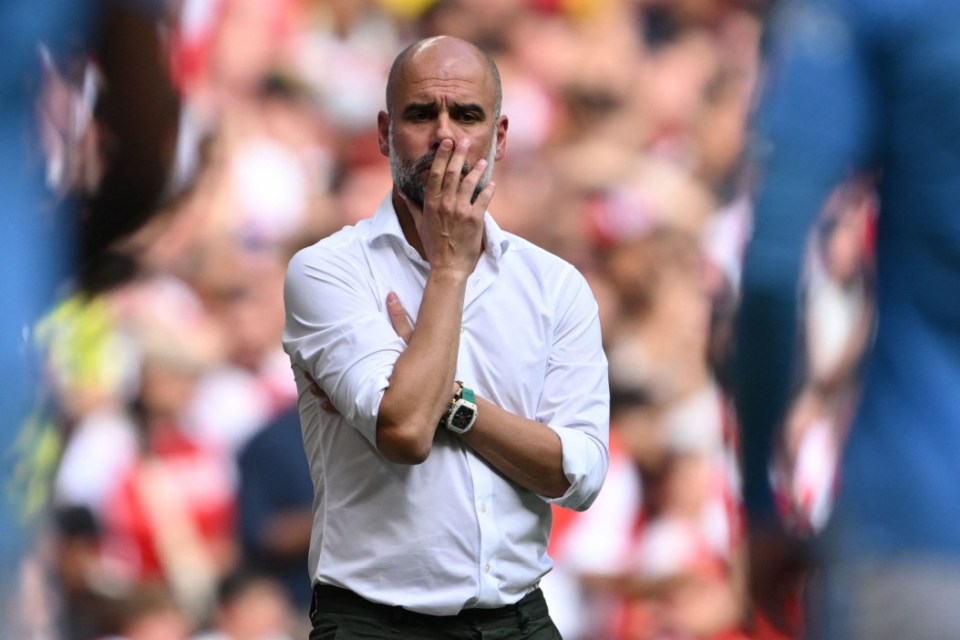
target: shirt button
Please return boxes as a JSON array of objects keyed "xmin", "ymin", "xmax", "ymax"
[
  {"xmin": 484, "ymin": 564, "xmax": 491, "ymax": 574},
  {"xmin": 479, "ymin": 502, "xmax": 486, "ymax": 513}
]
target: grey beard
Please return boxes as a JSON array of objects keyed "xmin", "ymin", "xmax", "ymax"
[
  {"xmin": 392, "ymin": 150, "xmax": 437, "ymax": 208},
  {"xmin": 389, "ymin": 128, "xmax": 496, "ymax": 208}
]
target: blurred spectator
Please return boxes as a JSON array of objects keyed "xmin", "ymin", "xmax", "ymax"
[
  {"xmin": 192, "ymin": 569, "xmax": 296, "ymax": 640},
  {"xmin": 604, "ymin": 227, "xmax": 716, "ymax": 402},
  {"xmin": 545, "ymin": 226, "xmax": 751, "ymax": 640},
  {"xmin": 39, "ymin": 291, "xmax": 141, "ymax": 521},
  {"xmin": 51, "ymin": 505, "xmax": 117, "ymax": 640},
  {"xmin": 736, "ymin": 0, "xmax": 960, "ymax": 638},
  {"xmin": 236, "ymin": 405, "xmax": 314, "ymax": 613},
  {"xmin": 772, "ymin": 179, "xmax": 876, "ymax": 536},
  {"xmin": 184, "ymin": 241, "xmax": 298, "ymax": 456},
  {"xmin": 6, "ymin": 0, "xmax": 179, "ymax": 636},
  {"xmin": 105, "ymin": 584, "xmax": 192, "ymax": 640},
  {"xmin": 542, "ymin": 392, "xmax": 653, "ymax": 640},
  {"xmin": 101, "ymin": 276, "xmax": 235, "ymax": 623},
  {"xmin": 290, "ymin": 0, "xmax": 402, "ymax": 136}
]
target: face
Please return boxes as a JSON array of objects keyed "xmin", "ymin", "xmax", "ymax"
[{"xmin": 379, "ymin": 39, "xmax": 507, "ymax": 208}]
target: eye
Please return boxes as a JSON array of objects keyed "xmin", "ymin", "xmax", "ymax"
[{"xmin": 402, "ymin": 105, "xmax": 436, "ymax": 122}]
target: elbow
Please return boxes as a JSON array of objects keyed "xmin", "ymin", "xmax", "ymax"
[
  {"xmin": 376, "ymin": 422, "xmax": 433, "ymax": 465},
  {"xmin": 552, "ymin": 447, "xmax": 608, "ymax": 511},
  {"xmin": 568, "ymin": 471, "xmax": 607, "ymax": 512},
  {"xmin": 540, "ymin": 475, "xmax": 571, "ymax": 501}
]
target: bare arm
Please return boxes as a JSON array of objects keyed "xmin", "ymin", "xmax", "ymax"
[
  {"xmin": 375, "ymin": 138, "xmax": 495, "ymax": 464},
  {"xmin": 385, "ymin": 291, "xmax": 570, "ymax": 497},
  {"xmin": 461, "ymin": 401, "xmax": 570, "ymax": 498}
]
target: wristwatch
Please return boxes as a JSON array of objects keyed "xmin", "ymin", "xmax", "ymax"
[{"xmin": 442, "ymin": 381, "xmax": 478, "ymax": 435}]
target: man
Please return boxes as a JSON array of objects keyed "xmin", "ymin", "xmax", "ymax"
[
  {"xmin": 735, "ymin": 0, "xmax": 960, "ymax": 638},
  {"xmin": 283, "ymin": 36, "xmax": 609, "ymax": 639}
]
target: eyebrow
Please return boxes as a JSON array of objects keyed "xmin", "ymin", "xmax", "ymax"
[{"xmin": 401, "ymin": 102, "xmax": 488, "ymax": 120}]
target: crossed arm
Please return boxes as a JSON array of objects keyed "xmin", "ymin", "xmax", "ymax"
[
  {"xmin": 382, "ymin": 292, "xmax": 571, "ymax": 499},
  {"xmin": 309, "ymin": 286, "xmax": 578, "ymax": 500}
]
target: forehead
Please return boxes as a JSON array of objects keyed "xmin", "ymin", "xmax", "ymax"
[{"xmin": 394, "ymin": 44, "xmax": 495, "ymax": 107}]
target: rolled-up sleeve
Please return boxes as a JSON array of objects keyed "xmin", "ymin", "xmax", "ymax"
[
  {"xmin": 537, "ymin": 269, "xmax": 610, "ymax": 511},
  {"xmin": 283, "ymin": 244, "xmax": 406, "ymax": 446}
]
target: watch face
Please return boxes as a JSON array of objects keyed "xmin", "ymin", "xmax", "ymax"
[{"xmin": 450, "ymin": 405, "xmax": 475, "ymax": 431}]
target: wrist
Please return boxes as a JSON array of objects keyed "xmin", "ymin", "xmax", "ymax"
[
  {"xmin": 440, "ymin": 381, "xmax": 478, "ymax": 435},
  {"xmin": 428, "ymin": 264, "xmax": 472, "ymax": 284}
]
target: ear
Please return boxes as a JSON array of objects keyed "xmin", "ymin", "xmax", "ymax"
[
  {"xmin": 377, "ymin": 111, "xmax": 390, "ymax": 158},
  {"xmin": 494, "ymin": 115, "xmax": 508, "ymax": 161}
]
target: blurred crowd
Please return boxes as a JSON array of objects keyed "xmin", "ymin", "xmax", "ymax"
[{"xmin": 12, "ymin": 0, "xmax": 876, "ymax": 639}]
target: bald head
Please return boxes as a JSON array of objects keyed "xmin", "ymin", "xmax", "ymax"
[
  {"xmin": 378, "ymin": 35, "xmax": 508, "ymax": 210},
  {"xmin": 385, "ymin": 36, "xmax": 502, "ymax": 119}
]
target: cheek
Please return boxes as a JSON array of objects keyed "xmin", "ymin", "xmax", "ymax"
[{"xmin": 395, "ymin": 127, "xmax": 432, "ymax": 152}]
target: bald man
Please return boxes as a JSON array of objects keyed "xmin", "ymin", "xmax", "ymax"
[{"xmin": 283, "ymin": 36, "xmax": 609, "ymax": 638}]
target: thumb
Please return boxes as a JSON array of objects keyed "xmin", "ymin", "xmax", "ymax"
[{"xmin": 386, "ymin": 292, "xmax": 414, "ymax": 344}]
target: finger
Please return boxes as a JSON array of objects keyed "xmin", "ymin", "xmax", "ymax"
[
  {"xmin": 306, "ymin": 372, "xmax": 341, "ymax": 414},
  {"xmin": 440, "ymin": 139, "xmax": 470, "ymax": 208},
  {"xmin": 386, "ymin": 291, "xmax": 414, "ymax": 344},
  {"xmin": 425, "ymin": 138, "xmax": 454, "ymax": 207},
  {"xmin": 471, "ymin": 179, "xmax": 496, "ymax": 214},
  {"xmin": 458, "ymin": 157, "xmax": 487, "ymax": 207},
  {"xmin": 315, "ymin": 388, "xmax": 338, "ymax": 414}
]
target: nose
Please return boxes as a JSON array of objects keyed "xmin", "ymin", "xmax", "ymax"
[{"xmin": 431, "ymin": 112, "xmax": 456, "ymax": 148}]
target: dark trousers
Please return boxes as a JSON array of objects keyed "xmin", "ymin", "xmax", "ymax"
[{"xmin": 309, "ymin": 584, "xmax": 563, "ymax": 639}]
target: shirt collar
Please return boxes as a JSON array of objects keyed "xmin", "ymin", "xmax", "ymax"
[{"xmin": 367, "ymin": 193, "xmax": 511, "ymax": 262}]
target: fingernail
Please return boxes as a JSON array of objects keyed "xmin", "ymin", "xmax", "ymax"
[
  {"xmin": 440, "ymin": 139, "xmax": 453, "ymax": 151},
  {"xmin": 477, "ymin": 159, "xmax": 487, "ymax": 168},
  {"xmin": 386, "ymin": 292, "xmax": 398, "ymax": 304}
]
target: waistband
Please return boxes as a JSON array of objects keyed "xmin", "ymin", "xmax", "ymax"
[{"xmin": 310, "ymin": 583, "xmax": 548, "ymax": 627}]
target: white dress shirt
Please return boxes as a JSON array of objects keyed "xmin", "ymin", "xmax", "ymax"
[{"xmin": 283, "ymin": 195, "xmax": 609, "ymax": 615}]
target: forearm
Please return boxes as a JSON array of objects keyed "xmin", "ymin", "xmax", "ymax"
[
  {"xmin": 459, "ymin": 396, "xmax": 570, "ymax": 498},
  {"xmin": 376, "ymin": 268, "xmax": 468, "ymax": 463}
]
